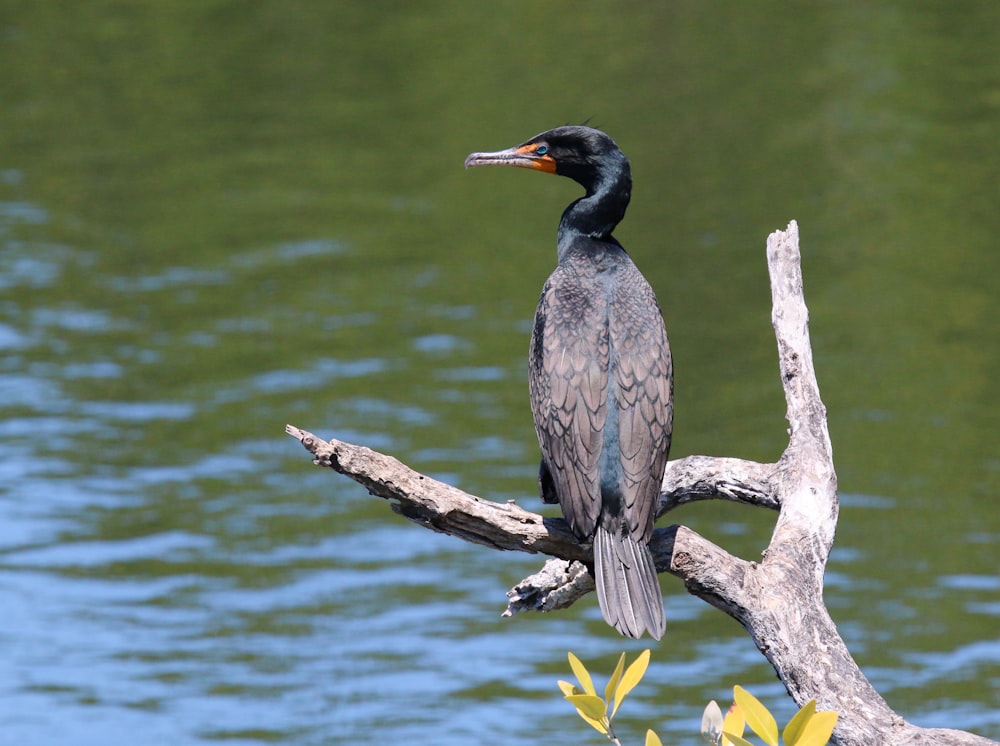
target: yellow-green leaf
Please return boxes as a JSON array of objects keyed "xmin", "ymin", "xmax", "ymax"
[
  {"xmin": 794, "ymin": 710, "xmax": 838, "ymax": 746},
  {"xmin": 701, "ymin": 700, "xmax": 724, "ymax": 744},
  {"xmin": 783, "ymin": 699, "xmax": 817, "ymax": 745},
  {"xmin": 568, "ymin": 652, "xmax": 597, "ymax": 696},
  {"xmin": 722, "ymin": 702, "xmax": 745, "ymax": 745},
  {"xmin": 557, "ymin": 680, "xmax": 578, "ymax": 697},
  {"xmin": 566, "ymin": 693, "xmax": 608, "ymax": 723},
  {"xmin": 611, "ymin": 649, "xmax": 650, "ymax": 717},
  {"xmin": 575, "ymin": 710, "xmax": 609, "ymax": 736},
  {"xmin": 733, "ymin": 686, "xmax": 778, "ymax": 746},
  {"xmin": 646, "ymin": 729, "xmax": 663, "ymax": 746},
  {"xmin": 722, "ymin": 733, "xmax": 756, "ymax": 746},
  {"xmin": 605, "ymin": 652, "xmax": 627, "ymax": 704}
]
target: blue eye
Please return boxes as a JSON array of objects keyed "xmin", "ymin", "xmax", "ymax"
[{"xmin": 536, "ymin": 145, "xmax": 548, "ymax": 155}]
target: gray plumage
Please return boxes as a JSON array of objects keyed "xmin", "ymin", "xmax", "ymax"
[{"xmin": 466, "ymin": 126, "xmax": 672, "ymax": 639}]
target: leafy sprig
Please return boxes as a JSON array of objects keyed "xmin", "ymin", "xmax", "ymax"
[{"xmin": 558, "ymin": 650, "xmax": 838, "ymax": 746}]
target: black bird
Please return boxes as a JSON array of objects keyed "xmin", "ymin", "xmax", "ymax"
[{"xmin": 465, "ymin": 126, "xmax": 672, "ymax": 639}]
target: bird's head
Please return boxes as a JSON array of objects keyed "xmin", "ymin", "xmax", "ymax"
[{"xmin": 465, "ymin": 126, "xmax": 629, "ymax": 195}]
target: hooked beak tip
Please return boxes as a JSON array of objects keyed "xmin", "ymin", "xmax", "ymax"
[{"xmin": 464, "ymin": 152, "xmax": 500, "ymax": 169}]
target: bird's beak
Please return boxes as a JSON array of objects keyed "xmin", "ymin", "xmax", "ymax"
[{"xmin": 464, "ymin": 144, "xmax": 557, "ymax": 173}]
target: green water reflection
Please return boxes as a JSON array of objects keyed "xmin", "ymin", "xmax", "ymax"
[{"xmin": 0, "ymin": 2, "xmax": 997, "ymax": 744}]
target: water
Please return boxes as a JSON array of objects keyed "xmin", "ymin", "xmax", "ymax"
[{"xmin": 1, "ymin": 2, "xmax": 997, "ymax": 744}]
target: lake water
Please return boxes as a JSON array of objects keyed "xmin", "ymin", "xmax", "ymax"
[{"xmin": 0, "ymin": 3, "xmax": 997, "ymax": 744}]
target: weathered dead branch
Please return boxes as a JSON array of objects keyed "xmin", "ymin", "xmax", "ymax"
[{"xmin": 286, "ymin": 221, "xmax": 994, "ymax": 746}]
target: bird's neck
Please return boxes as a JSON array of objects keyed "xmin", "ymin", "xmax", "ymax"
[{"xmin": 556, "ymin": 164, "xmax": 631, "ymax": 261}]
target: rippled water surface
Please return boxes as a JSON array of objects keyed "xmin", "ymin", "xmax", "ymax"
[{"xmin": 1, "ymin": 3, "xmax": 998, "ymax": 744}]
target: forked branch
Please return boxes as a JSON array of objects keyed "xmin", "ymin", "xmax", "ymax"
[{"xmin": 286, "ymin": 221, "xmax": 994, "ymax": 746}]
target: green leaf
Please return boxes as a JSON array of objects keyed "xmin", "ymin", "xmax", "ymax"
[
  {"xmin": 605, "ymin": 652, "xmax": 627, "ymax": 704},
  {"xmin": 701, "ymin": 700, "xmax": 724, "ymax": 744},
  {"xmin": 722, "ymin": 733, "xmax": 756, "ymax": 746},
  {"xmin": 733, "ymin": 686, "xmax": 779, "ymax": 746},
  {"xmin": 567, "ymin": 652, "xmax": 597, "ymax": 696},
  {"xmin": 783, "ymin": 699, "xmax": 817, "ymax": 745},
  {"xmin": 557, "ymin": 680, "xmax": 578, "ymax": 697},
  {"xmin": 794, "ymin": 710, "xmax": 838, "ymax": 746},
  {"xmin": 646, "ymin": 729, "xmax": 663, "ymax": 746},
  {"xmin": 611, "ymin": 649, "xmax": 650, "ymax": 718}
]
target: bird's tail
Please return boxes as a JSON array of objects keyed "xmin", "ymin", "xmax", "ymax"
[{"xmin": 593, "ymin": 526, "xmax": 665, "ymax": 640}]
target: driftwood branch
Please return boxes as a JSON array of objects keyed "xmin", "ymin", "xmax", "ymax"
[{"xmin": 286, "ymin": 221, "xmax": 994, "ymax": 746}]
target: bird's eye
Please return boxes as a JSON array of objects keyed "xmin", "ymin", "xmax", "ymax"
[{"xmin": 536, "ymin": 145, "xmax": 549, "ymax": 155}]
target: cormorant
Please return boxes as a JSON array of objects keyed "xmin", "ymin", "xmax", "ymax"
[{"xmin": 465, "ymin": 126, "xmax": 672, "ymax": 639}]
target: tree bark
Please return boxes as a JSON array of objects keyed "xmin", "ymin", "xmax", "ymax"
[{"xmin": 286, "ymin": 221, "xmax": 995, "ymax": 746}]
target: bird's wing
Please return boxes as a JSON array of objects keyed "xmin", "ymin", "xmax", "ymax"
[
  {"xmin": 610, "ymin": 272, "xmax": 673, "ymax": 544},
  {"xmin": 529, "ymin": 266, "xmax": 609, "ymax": 538}
]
